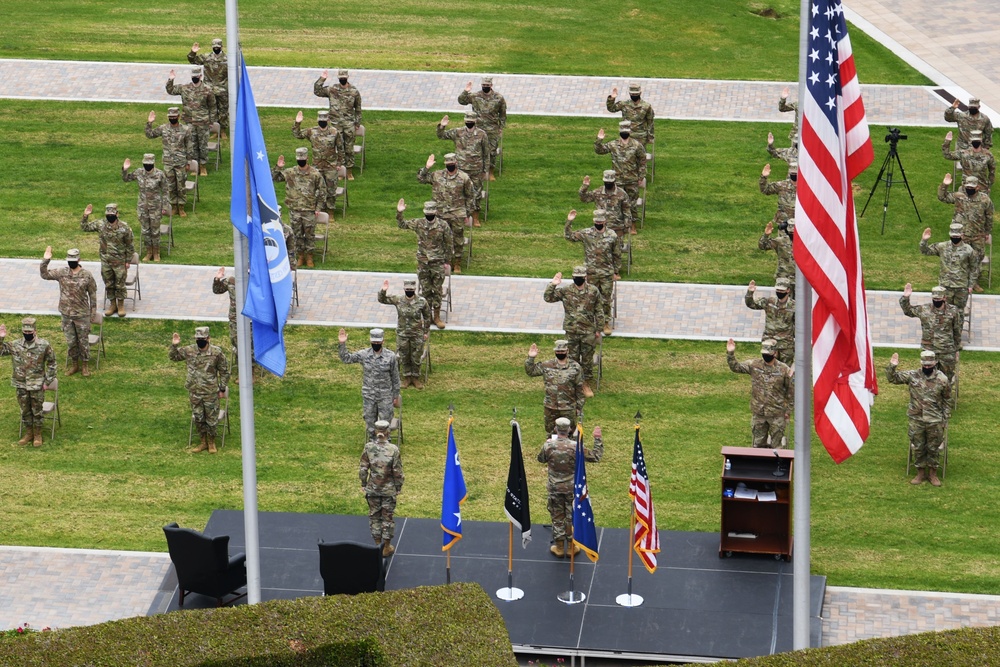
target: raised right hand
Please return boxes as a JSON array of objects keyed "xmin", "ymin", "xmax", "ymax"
[
  {"xmin": 890, "ymin": 352, "xmax": 899, "ymax": 365},
  {"xmin": 903, "ymin": 282, "xmax": 912, "ymax": 297},
  {"xmin": 943, "ymin": 173, "xmax": 953, "ymax": 185},
  {"xmin": 216, "ymin": 267, "xmax": 226, "ymax": 279},
  {"xmin": 610, "ymin": 87, "xmax": 618, "ymax": 98},
  {"xmin": 567, "ymin": 210, "xmax": 577, "ymax": 222},
  {"xmin": 397, "ymin": 198, "xmax": 406, "ymax": 213},
  {"xmin": 382, "ymin": 279, "xmax": 390, "ymax": 291},
  {"xmin": 945, "ymin": 131, "xmax": 953, "ymax": 142},
  {"xmin": 148, "ymin": 110, "xmax": 156, "ymax": 123},
  {"xmin": 552, "ymin": 272, "xmax": 563, "ymax": 285},
  {"xmin": 425, "ymin": 154, "xmax": 435, "ymax": 169},
  {"xmin": 172, "ymin": 332, "xmax": 181, "ymax": 345},
  {"xmin": 464, "ymin": 81, "xmax": 472, "ymax": 92},
  {"xmin": 321, "ymin": 69, "xmax": 328, "ymax": 80},
  {"xmin": 762, "ymin": 163, "xmax": 772, "ymax": 177},
  {"xmin": 922, "ymin": 227, "xmax": 932, "ymax": 241},
  {"xmin": 582, "ymin": 175, "xmax": 591, "ymax": 186},
  {"xmin": 528, "ymin": 343, "xmax": 538, "ymax": 358},
  {"xmin": 748, "ymin": 280, "xmax": 756, "ymax": 292},
  {"xmin": 764, "ymin": 221, "xmax": 774, "ymax": 235},
  {"xmin": 767, "ymin": 132, "xmax": 774, "ymax": 145},
  {"xmin": 168, "ymin": 69, "xmax": 175, "ymax": 80},
  {"xmin": 84, "ymin": 204, "xmax": 93, "ymax": 216},
  {"xmin": 726, "ymin": 338, "xmax": 736, "ymax": 353},
  {"xmin": 338, "ymin": 328, "xmax": 347, "ymax": 344},
  {"xmin": 43, "ymin": 246, "xmax": 52, "ymax": 260},
  {"xmin": 0, "ymin": 324, "xmax": 6, "ymax": 338},
  {"xmin": 952, "ymin": 99, "xmax": 960, "ymax": 108},
  {"xmin": 597, "ymin": 128, "xmax": 605, "ymax": 140},
  {"xmin": 277, "ymin": 155, "xmax": 285, "ymax": 168},
  {"xmin": 440, "ymin": 115, "xmax": 449, "ymax": 127},
  {"xmin": 123, "ymin": 158, "xmax": 131, "ymax": 170},
  {"xmin": 295, "ymin": 110, "xmax": 303, "ymax": 123},
  {"xmin": 781, "ymin": 86, "xmax": 790, "ymax": 99},
  {"xmin": 191, "ymin": 42, "xmax": 200, "ymax": 53}
]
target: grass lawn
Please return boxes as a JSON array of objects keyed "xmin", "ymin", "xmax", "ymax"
[
  {"xmin": 0, "ymin": 100, "xmax": 979, "ymax": 293},
  {"xmin": 0, "ymin": 317, "xmax": 998, "ymax": 594},
  {"xmin": 1, "ymin": 1, "xmax": 929, "ymax": 85}
]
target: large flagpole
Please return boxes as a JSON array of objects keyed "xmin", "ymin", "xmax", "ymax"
[
  {"xmin": 226, "ymin": 0, "xmax": 262, "ymax": 605},
  {"xmin": 793, "ymin": 0, "xmax": 812, "ymax": 649}
]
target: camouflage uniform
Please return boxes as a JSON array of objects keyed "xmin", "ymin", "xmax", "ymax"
[
  {"xmin": 745, "ymin": 286, "xmax": 795, "ymax": 363},
  {"xmin": 778, "ymin": 96, "xmax": 799, "ymax": 143},
  {"xmin": 886, "ymin": 357, "xmax": 950, "ymax": 471},
  {"xmin": 339, "ymin": 331, "xmax": 400, "ymax": 440},
  {"xmin": 437, "ymin": 117, "xmax": 489, "ymax": 212},
  {"xmin": 146, "ymin": 109, "xmax": 194, "ymax": 209},
  {"xmin": 565, "ymin": 215, "xmax": 621, "ymax": 325},
  {"xmin": 378, "ymin": 286, "xmax": 431, "ymax": 380},
  {"xmin": 359, "ymin": 426, "xmax": 404, "ymax": 543},
  {"xmin": 417, "ymin": 161, "xmax": 474, "ymax": 265},
  {"xmin": 758, "ymin": 225, "xmax": 796, "ymax": 298},
  {"xmin": 80, "ymin": 205, "xmax": 136, "ymax": 303},
  {"xmin": 166, "ymin": 69, "xmax": 217, "ymax": 167},
  {"xmin": 458, "ymin": 78, "xmax": 507, "ymax": 171},
  {"xmin": 525, "ymin": 347, "xmax": 585, "ymax": 435},
  {"xmin": 944, "ymin": 101, "xmax": 994, "ymax": 151},
  {"xmin": 537, "ymin": 424, "xmax": 603, "ymax": 546},
  {"xmin": 40, "ymin": 254, "xmax": 97, "ymax": 364},
  {"xmin": 727, "ymin": 343, "xmax": 794, "ymax": 448},
  {"xmin": 0, "ymin": 319, "xmax": 57, "ymax": 437},
  {"xmin": 594, "ymin": 123, "xmax": 647, "ymax": 207},
  {"xmin": 396, "ymin": 205, "xmax": 453, "ymax": 313},
  {"xmin": 272, "ymin": 155, "xmax": 327, "ymax": 259},
  {"xmin": 212, "ymin": 276, "xmax": 240, "ymax": 351},
  {"xmin": 188, "ymin": 40, "xmax": 228, "ymax": 133},
  {"xmin": 920, "ymin": 231, "xmax": 975, "ymax": 316},
  {"xmin": 942, "ymin": 140, "xmax": 995, "ymax": 192},
  {"xmin": 313, "ymin": 70, "xmax": 362, "ymax": 170},
  {"xmin": 606, "ymin": 85, "xmax": 655, "ymax": 145},
  {"xmin": 899, "ymin": 293, "xmax": 962, "ymax": 382},
  {"xmin": 169, "ymin": 328, "xmax": 229, "ymax": 439},
  {"xmin": 293, "ymin": 112, "xmax": 346, "ymax": 212},
  {"xmin": 122, "ymin": 156, "xmax": 168, "ymax": 252},
  {"xmin": 544, "ymin": 276, "xmax": 605, "ymax": 382},
  {"xmin": 767, "ymin": 142, "xmax": 798, "ymax": 164},
  {"xmin": 937, "ymin": 180, "xmax": 993, "ymax": 287},
  {"xmin": 759, "ymin": 171, "xmax": 797, "ymax": 225},
  {"xmin": 579, "ymin": 173, "xmax": 634, "ymax": 239}
]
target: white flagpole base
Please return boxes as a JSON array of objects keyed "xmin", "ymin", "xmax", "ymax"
[
  {"xmin": 557, "ymin": 590, "xmax": 586, "ymax": 604},
  {"xmin": 496, "ymin": 587, "xmax": 524, "ymax": 601},
  {"xmin": 615, "ymin": 593, "xmax": 644, "ymax": 607}
]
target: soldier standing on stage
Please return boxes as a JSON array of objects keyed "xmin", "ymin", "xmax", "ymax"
[
  {"xmin": 396, "ymin": 199, "xmax": 452, "ymax": 329},
  {"xmin": 338, "ymin": 328, "xmax": 400, "ymax": 441},
  {"xmin": 145, "ymin": 107, "xmax": 194, "ymax": 217},
  {"xmin": 544, "ymin": 268, "xmax": 605, "ymax": 398},
  {"xmin": 378, "ymin": 278, "xmax": 431, "ymax": 390},
  {"xmin": 0, "ymin": 318, "xmax": 57, "ymax": 447},
  {"xmin": 886, "ymin": 351, "xmax": 950, "ymax": 487},
  {"xmin": 899, "ymin": 284, "xmax": 962, "ymax": 383},
  {"xmin": 121, "ymin": 154, "xmax": 168, "ymax": 261},
  {"xmin": 745, "ymin": 278, "xmax": 795, "ymax": 363},
  {"xmin": 359, "ymin": 419, "xmax": 404, "ymax": 557},
  {"xmin": 525, "ymin": 340, "xmax": 585, "ymax": 436},
  {"xmin": 40, "ymin": 247, "xmax": 97, "ymax": 377},
  {"xmin": 170, "ymin": 327, "xmax": 229, "ymax": 454},
  {"xmin": 564, "ymin": 209, "xmax": 620, "ymax": 333},
  {"xmin": 726, "ymin": 338, "xmax": 794, "ymax": 449},
  {"xmin": 80, "ymin": 203, "xmax": 135, "ymax": 318}
]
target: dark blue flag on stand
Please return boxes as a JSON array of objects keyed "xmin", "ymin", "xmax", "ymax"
[
  {"xmin": 573, "ymin": 426, "xmax": 600, "ymax": 562},
  {"xmin": 441, "ymin": 417, "xmax": 467, "ymax": 551},
  {"xmin": 230, "ymin": 56, "xmax": 291, "ymax": 376}
]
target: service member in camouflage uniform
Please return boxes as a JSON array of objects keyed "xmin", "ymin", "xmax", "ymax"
[
  {"xmin": 338, "ymin": 328, "xmax": 401, "ymax": 441},
  {"xmin": 525, "ymin": 340, "xmax": 585, "ymax": 436},
  {"xmin": 544, "ymin": 268, "xmax": 605, "ymax": 398},
  {"xmin": 745, "ymin": 278, "xmax": 795, "ymax": 363},
  {"xmin": 726, "ymin": 338, "xmax": 794, "ymax": 449},
  {"xmin": 579, "ymin": 171, "xmax": 634, "ymax": 238},
  {"xmin": 396, "ymin": 199, "xmax": 452, "ymax": 329},
  {"xmin": 778, "ymin": 87, "xmax": 799, "ymax": 144},
  {"xmin": 606, "ymin": 83, "xmax": 655, "ymax": 146},
  {"xmin": 759, "ymin": 162, "xmax": 797, "ymax": 226},
  {"xmin": 293, "ymin": 110, "xmax": 345, "ymax": 215},
  {"xmin": 313, "ymin": 69, "xmax": 362, "ymax": 177},
  {"xmin": 920, "ymin": 224, "xmax": 975, "ymax": 319},
  {"xmin": 187, "ymin": 39, "xmax": 228, "ymax": 135},
  {"xmin": 166, "ymin": 67, "xmax": 217, "ymax": 176},
  {"xmin": 886, "ymin": 351, "xmax": 950, "ymax": 487},
  {"xmin": 417, "ymin": 153, "xmax": 474, "ymax": 274},
  {"xmin": 0, "ymin": 318, "xmax": 57, "ymax": 447},
  {"xmin": 758, "ymin": 219, "xmax": 796, "ymax": 299},
  {"xmin": 359, "ymin": 419, "xmax": 404, "ymax": 557},
  {"xmin": 437, "ymin": 113, "xmax": 489, "ymax": 226},
  {"xmin": 767, "ymin": 131, "xmax": 798, "ymax": 164},
  {"xmin": 121, "ymin": 154, "xmax": 168, "ymax": 261},
  {"xmin": 537, "ymin": 418, "xmax": 603, "ymax": 558},
  {"xmin": 938, "ymin": 173, "xmax": 993, "ymax": 291},
  {"xmin": 272, "ymin": 148, "xmax": 327, "ymax": 268},
  {"xmin": 899, "ymin": 283, "xmax": 962, "ymax": 383},
  {"xmin": 40, "ymin": 247, "xmax": 97, "ymax": 377},
  {"xmin": 942, "ymin": 130, "xmax": 995, "ymax": 193},
  {"xmin": 145, "ymin": 107, "xmax": 194, "ymax": 217},
  {"xmin": 458, "ymin": 77, "xmax": 507, "ymax": 179},
  {"xmin": 80, "ymin": 203, "xmax": 135, "ymax": 318},
  {"xmin": 213, "ymin": 268, "xmax": 244, "ymax": 354},
  {"xmin": 944, "ymin": 98, "xmax": 993, "ymax": 151},
  {"xmin": 170, "ymin": 327, "xmax": 229, "ymax": 454},
  {"xmin": 378, "ymin": 278, "xmax": 431, "ymax": 389},
  {"xmin": 565, "ymin": 209, "xmax": 621, "ymax": 333},
  {"xmin": 594, "ymin": 121, "xmax": 647, "ymax": 208}
]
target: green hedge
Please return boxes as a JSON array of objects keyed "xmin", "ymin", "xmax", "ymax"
[{"xmin": 0, "ymin": 583, "xmax": 517, "ymax": 667}]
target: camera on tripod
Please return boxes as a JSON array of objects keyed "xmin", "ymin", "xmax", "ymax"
[{"xmin": 884, "ymin": 127, "xmax": 908, "ymax": 143}]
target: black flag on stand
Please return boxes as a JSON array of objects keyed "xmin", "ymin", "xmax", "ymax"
[{"xmin": 504, "ymin": 420, "xmax": 532, "ymax": 547}]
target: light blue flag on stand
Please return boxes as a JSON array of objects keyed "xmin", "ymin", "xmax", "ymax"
[
  {"xmin": 441, "ymin": 417, "xmax": 467, "ymax": 551},
  {"xmin": 230, "ymin": 55, "xmax": 291, "ymax": 377}
]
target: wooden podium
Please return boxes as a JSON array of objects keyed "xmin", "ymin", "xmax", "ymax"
[{"xmin": 719, "ymin": 446, "xmax": 793, "ymax": 560}]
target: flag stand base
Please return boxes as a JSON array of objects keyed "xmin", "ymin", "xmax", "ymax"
[
  {"xmin": 558, "ymin": 590, "xmax": 586, "ymax": 604},
  {"xmin": 496, "ymin": 587, "xmax": 524, "ymax": 601},
  {"xmin": 615, "ymin": 593, "xmax": 644, "ymax": 607}
]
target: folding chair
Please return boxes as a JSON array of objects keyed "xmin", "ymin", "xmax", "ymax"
[
  {"xmin": 315, "ymin": 211, "xmax": 331, "ymax": 263},
  {"xmin": 334, "ymin": 165, "xmax": 348, "ymax": 218},
  {"xmin": 420, "ymin": 336, "xmax": 432, "ymax": 384},
  {"xmin": 481, "ymin": 177, "xmax": 490, "ymax": 221},
  {"xmin": 622, "ymin": 233, "xmax": 633, "ymax": 276},
  {"xmin": 645, "ymin": 138, "xmax": 655, "ymax": 182},
  {"xmin": 206, "ymin": 122, "xmax": 223, "ymax": 172},
  {"xmin": 187, "ymin": 387, "xmax": 231, "ymax": 450},
  {"xmin": 634, "ymin": 177, "xmax": 647, "ymax": 230},
  {"xmin": 983, "ymin": 233, "xmax": 992, "ymax": 289},
  {"xmin": 906, "ymin": 423, "xmax": 948, "ymax": 479},
  {"xmin": 65, "ymin": 313, "xmax": 106, "ymax": 370},
  {"xmin": 123, "ymin": 252, "xmax": 142, "ymax": 311},
  {"xmin": 441, "ymin": 264, "xmax": 453, "ymax": 322},
  {"xmin": 610, "ymin": 279, "xmax": 618, "ymax": 327},
  {"xmin": 159, "ymin": 205, "xmax": 174, "ymax": 255},
  {"xmin": 495, "ymin": 133, "xmax": 504, "ymax": 177},
  {"xmin": 462, "ymin": 220, "xmax": 474, "ymax": 268},
  {"xmin": 20, "ymin": 379, "xmax": 60, "ymax": 442},
  {"xmin": 185, "ymin": 160, "xmax": 200, "ymax": 212},
  {"xmin": 963, "ymin": 295, "xmax": 973, "ymax": 342},
  {"xmin": 291, "ymin": 267, "xmax": 300, "ymax": 308},
  {"xmin": 353, "ymin": 124, "xmax": 366, "ymax": 175},
  {"xmin": 389, "ymin": 401, "xmax": 403, "ymax": 447},
  {"xmin": 593, "ymin": 334, "xmax": 605, "ymax": 392}
]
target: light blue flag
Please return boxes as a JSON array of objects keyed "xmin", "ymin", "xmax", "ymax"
[
  {"xmin": 230, "ymin": 56, "xmax": 291, "ymax": 377},
  {"xmin": 572, "ymin": 425, "xmax": 600, "ymax": 562},
  {"xmin": 441, "ymin": 418, "xmax": 467, "ymax": 551}
]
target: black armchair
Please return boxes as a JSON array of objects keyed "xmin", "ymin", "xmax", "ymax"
[
  {"xmin": 318, "ymin": 541, "xmax": 386, "ymax": 595},
  {"xmin": 163, "ymin": 522, "xmax": 248, "ymax": 607}
]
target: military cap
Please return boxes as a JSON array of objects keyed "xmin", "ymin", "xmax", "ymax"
[
  {"xmin": 554, "ymin": 417, "xmax": 572, "ymax": 432},
  {"xmin": 403, "ymin": 278, "xmax": 417, "ymax": 288},
  {"xmin": 964, "ymin": 175, "xmax": 980, "ymax": 188},
  {"xmin": 191, "ymin": 66, "xmax": 203, "ymax": 76},
  {"xmin": 167, "ymin": 106, "xmax": 180, "ymax": 117},
  {"xmin": 211, "ymin": 38, "xmax": 223, "ymax": 47},
  {"xmin": 66, "ymin": 248, "xmax": 81, "ymax": 261},
  {"xmin": 572, "ymin": 265, "xmax": 587, "ymax": 278},
  {"xmin": 317, "ymin": 110, "xmax": 329, "ymax": 119},
  {"xmin": 337, "ymin": 69, "xmax": 349, "ymax": 77},
  {"xmin": 374, "ymin": 419, "xmax": 390, "ymax": 431},
  {"xmin": 423, "ymin": 201, "xmax": 438, "ymax": 214},
  {"xmin": 970, "ymin": 130, "xmax": 984, "ymax": 143},
  {"xmin": 464, "ymin": 111, "xmax": 478, "ymax": 122},
  {"xmin": 105, "ymin": 203, "xmax": 118, "ymax": 214},
  {"xmin": 481, "ymin": 76, "xmax": 493, "ymax": 85},
  {"xmin": 554, "ymin": 339, "xmax": 569, "ymax": 351},
  {"xmin": 920, "ymin": 350, "xmax": 937, "ymax": 365},
  {"xmin": 142, "ymin": 153, "xmax": 156, "ymax": 165},
  {"xmin": 443, "ymin": 152, "xmax": 458, "ymax": 164},
  {"xmin": 21, "ymin": 317, "xmax": 37, "ymax": 333},
  {"xmin": 195, "ymin": 326, "xmax": 210, "ymax": 339},
  {"xmin": 761, "ymin": 339, "xmax": 777, "ymax": 354},
  {"xmin": 602, "ymin": 169, "xmax": 616, "ymax": 182},
  {"xmin": 788, "ymin": 162, "xmax": 798, "ymax": 174},
  {"xmin": 618, "ymin": 120, "xmax": 632, "ymax": 130},
  {"xmin": 295, "ymin": 147, "xmax": 309, "ymax": 160},
  {"xmin": 931, "ymin": 286, "xmax": 947, "ymax": 298},
  {"xmin": 968, "ymin": 98, "xmax": 981, "ymax": 108},
  {"xmin": 369, "ymin": 328, "xmax": 384, "ymax": 342},
  {"xmin": 775, "ymin": 278, "xmax": 791, "ymax": 291},
  {"xmin": 949, "ymin": 222, "xmax": 964, "ymax": 236},
  {"xmin": 785, "ymin": 218, "xmax": 796, "ymax": 231},
  {"xmin": 593, "ymin": 209, "xmax": 607, "ymax": 222},
  {"xmin": 628, "ymin": 83, "xmax": 641, "ymax": 94}
]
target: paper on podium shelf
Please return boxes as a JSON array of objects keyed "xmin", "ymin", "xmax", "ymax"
[
  {"xmin": 734, "ymin": 487, "xmax": 757, "ymax": 500},
  {"xmin": 757, "ymin": 490, "xmax": 777, "ymax": 502}
]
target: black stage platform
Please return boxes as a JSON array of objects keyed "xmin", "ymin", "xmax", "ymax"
[{"xmin": 151, "ymin": 510, "xmax": 825, "ymax": 663}]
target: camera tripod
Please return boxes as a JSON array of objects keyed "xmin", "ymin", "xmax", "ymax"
[{"xmin": 860, "ymin": 139, "xmax": 921, "ymax": 234}]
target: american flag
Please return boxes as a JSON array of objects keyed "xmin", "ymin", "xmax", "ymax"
[
  {"xmin": 794, "ymin": 1, "xmax": 878, "ymax": 463},
  {"xmin": 629, "ymin": 425, "xmax": 659, "ymax": 573}
]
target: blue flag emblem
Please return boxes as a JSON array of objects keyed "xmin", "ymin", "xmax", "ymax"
[{"xmin": 441, "ymin": 419, "xmax": 467, "ymax": 551}]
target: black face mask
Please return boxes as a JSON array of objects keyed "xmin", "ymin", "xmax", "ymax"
[
  {"xmin": 922, "ymin": 366, "xmax": 935, "ymax": 376},
  {"xmin": 966, "ymin": 188, "xmax": 977, "ymax": 197},
  {"xmin": 619, "ymin": 132, "xmax": 630, "ymax": 140},
  {"xmin": 951, "ymin": 236, "xmax": 962, "ymax": 245},
  {"xmin": 604, "ymin": 181, "xmax": 615, "ymax": 190},
  {"xmin": 169, "ymin": 117, "xmax": 179, "ymax": 124},
  {"xmin": 761, "ymin": 354, "xmax": 775, "ymax": 363},
  {"xmin": 143, "ymin": 163, "xmax": 154, "ymax": 171},
  {"xmin": 630, "ymin": 94, "xmax": 640, "ymax": 102},
  {"xmin": 932, "ymin": 299, "xmax": 945, "ymax": 308},
  {"xmin": 594, "ymin": 224, "xmax": 605, "ymax": 231},
  {"xmin": 789, "ymin": 174, "xmax": 798, "ymax": 182},
  {"xmin": 68, "ymin": 261, "xmax": 79, "ymax": 270},
  {"xmin": 318, "ymin": 121, "xmax": 328, "ymax": 128},
  {"xmin": 106, "ymin": 214, "xmax": 117, "ymax": 223},
  {"xmin": 555, "ymin": 352, "xmax": 568, "ymax": 361},
  {"xmin": 573, "ymin": 277, "xmax": 586, "ymax": 286},
  {"xmin": 465, "ymin": 122, "xmax": 475, "ymax": 129},
  {"xmin": 191, "ymin": 77, "xmax": 200, "ymax": 84},
  {"xmin": 424, "ymin": 214, "xmax": 436, "ymax": 221},
  {"xmin": 404, "ymin": 290, "xmax": 416, "ymax": 298},
  {"xmin": 213, "ymin": 47, "xmax": 222, "ymax": 54},
  {"xmin": 482, "ymin": 86, "xmax": 491, "ymax": 93},
  {"xmin": 196, "ymin": 339, "xmax": 208, "ymax": 349},
  {"xmin": 23, "ymin": 333, "xmax": 34, "ymax": 343},
  {"xmin": 970, "ymin": 108, "xmax": 979, "ymax": 115},
  {"xmin": 787, "ymin": 232, "xmax": 794, "ymax": 241},
  {"xmin": 339, "ymin": 78, "xmax": 349, "ymax": 85},
  {"xmin": 972, "ymin": 141, "xmax": 982, "ymax": 149},
  {"xmin": 371, "ymin": 343, "xmax": 382, "ymax": 352},
  {"xmin": 446, "ymin": 164, "xmax": 457, "ymax": 172},
  {"xmin": 775, "ymin": 291, "xmax": 788, "ymax": 300},
  {"xmin": 297, "ymin": 159, "xmax": 308, "ymax": 168}
]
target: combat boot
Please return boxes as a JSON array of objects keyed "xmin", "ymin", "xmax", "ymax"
[
  {"xmin": 382, "ymin": 540, "xmax": 395, "ymax": 557},
  {"xmin": 81, "ymin": 362, "xmax": 91, "ymax": 377},
  {"xmin": 17, "ymin": 426, "xmax": 32, "ymax": 446},
  {"xmin": 347, "ymin": 170, "xmax": 355, "ymax": 181},
  {"xmin": 296, "ymin": 255, "xmax": 304, "ymax": 269},
  {"xmin": 32, "ymin": 427, "xmax": 42, "ymax": 447},
  {"xmin": 66, "ymin": 360, "xmax": 80, "ymax": 376},
  {"xmin": 472, "ymin": 211, "xmax": 481, "ymax": 228},
  {"xmin": 306, "ymin": 253, "xmax": 315, "ymax": 268},
  {"xmin": 105, "ymin": 300, "xmax": 117, "ymax": 317},
  {"xmin": 189, "ymin": 434, "xmax": 208, "ymax": 453},
  {"xmin": 412, "ymin": 377, "xmax": 424, "ymax": 390},
  {"xmin": 928, "ymin": 468, "xmax": 942, "ymax": 487},
  {"xmin": 910, "ymin": 468, "xmax": 926, "ymax": 485},
  {"xmin": 401, "ymin": 377, "xmax": 412, "ymax": 389},
  {"xmin": 489, "ymin": 168, "xmax": 496, "ymax": 182},
  {"xmin": 549, "ymin": 541, "xmax": 565, "ymax": 558},
  {"xmin": 171, "ymin": 204, "xmax": 178, "ymax": 216},
  {"xmin": 433, "ymin": 309, "xmax": 445, "ymax": 329},
  {"xmin": 453, "ymin": 261, "xmax": 461, "ymax": 275},
  {"xmin": 208, "ymin": 435, "xmax": 217, "ymax": 454},
  {"xmin": 179, "ymin": 204, "xmax": 187, "ymax": 218},
  {"xmin": 152, "ymin": 246, "xmax": 161, "ymax": 262},
  {"xmin": 973, "ymin": 284, "xmax": 984, "ymax": 293},
  {"xmin": 142, "ymin": 248, "xmax": 152, "ymax": 262},
  {"xmin": 582, "ymin": 381, "xmax": 595, "ymax": 398},
  {"xmin": 116, "ymin": 299, "xmax": 126, "ymax": 318},
  {"xmin": 199, "ymin": 164, "xmax": 208, "ymax": 177},
  {"xmin": 603, "ymin": 323, "xmax": 613, "ymax": 336},
  {"xmin": 374, "ymin": 536, "xmax": 382, "ymax": 545}
]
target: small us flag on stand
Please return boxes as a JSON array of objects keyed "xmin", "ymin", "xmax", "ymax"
[{"xmin": 629, "ymin": 425, "xmax": 659, "ymax": 573}]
